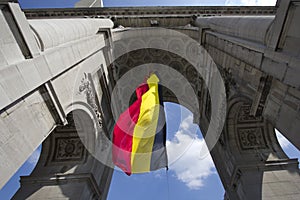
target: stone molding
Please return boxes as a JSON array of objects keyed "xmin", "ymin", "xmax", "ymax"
[{"xmin": 23, "ymin": 6, "xmax": 276, "ymax": 20}]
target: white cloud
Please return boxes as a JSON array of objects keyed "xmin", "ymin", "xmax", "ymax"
[
  {"xmin": 225, "ymin": 0, "xmax": 277, "ymax": 6},
  {"xmin": 275, "ymin": 129, "xmax": 291, "ymax": 149},
  {"xmin": 166, "ymin": 115, "xmax": 215, "ymax": 190},
  {"xmin": 26, "ymin": 148, "xmax": 41, "ymax": 165},
  {"xmin": 153, "ymin": 170, "xmax": 164, "ymax": 179}
]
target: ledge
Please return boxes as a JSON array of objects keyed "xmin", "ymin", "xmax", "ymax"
[{"xmin": 23, "ymin": 6, "xmax": 276, "ymax": 19}]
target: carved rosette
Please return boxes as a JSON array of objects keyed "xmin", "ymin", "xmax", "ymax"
[
  {"xmin": 236, "ymin": 103, "xmax": 267, "ymax": 151},
  {"xmin": 52, "ymin": 137, "xmax": 85, "ymax": 162},
  {"xmin": 237, "ymin": 127, "xmax": 267, "ymax": 150}
]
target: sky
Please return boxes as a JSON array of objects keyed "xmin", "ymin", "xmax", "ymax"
[
  {"xmin": 107, "ymin": 102, "xmax": 300, "ymax": 200},
  {"xmin": 1, "ymin": 102, "xmax": 298, "ymax": 200},
  {"xmin": 18, "ymin": 0, "xmax": 278, "ymax": 8},
  {"xmin": 2, "ymin": 0, "xmax": 299, "ymax": 200},
  {"xmin": 108, "ymin": 103, "xmax": 224, "ymax": 200}
]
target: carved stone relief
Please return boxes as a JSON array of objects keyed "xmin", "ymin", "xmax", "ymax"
[
  {"xmin": 237, "ymin": 104, "xmax": 262, "ymax": 123},
  {"xmin": 79, "ymin": 73, "xmax": 103, "ymax": 128},
  {"xmin": 237, "ymin": 127, "xmax": 267, "ymax": 150},
  {"xmin": 52, "ymin": 137, "xmax": 85, "ymax": 162},
  {"xmin": 47, "ymin": 113, "xmax": 87, "ymax": 164},
  {"xmin": 235, "ymin": 103, "xmax": 267, "ymax": 151}
]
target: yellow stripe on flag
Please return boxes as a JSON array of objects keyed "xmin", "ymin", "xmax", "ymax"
[{"xmin": 131, "ymin": 74, "xmax": 160, "ymax": 173}]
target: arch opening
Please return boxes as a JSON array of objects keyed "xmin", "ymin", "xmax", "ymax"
[
  {"xmin": 9, "ymin": 109, "xmax": 113, "ymax": 200},
  {"xmin": 111, "ymin": 48, "xmax": 204, "ymax": 115},
  {"xmin": 108, "ymin": 32, "xmax": 227, "ymax": 198},
  {"xmin": 108, "ymin": 102, "xmax": 225, "ymax": 200},
  {"xmin": 275, "ymin": 129, "xmax": 300, "ymax": 164}
]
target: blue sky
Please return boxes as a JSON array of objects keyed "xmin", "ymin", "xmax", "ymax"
[
  {"xmin": 108, "ymin": 102, "xmax": 224, "ymax": 200},
  {"xmin": 2, "ymin": 0, "xmax": 299, "ymax": 200},
  {"xmin": 18, "ymin": 0, "xmax": 278, "ymax": 8}
]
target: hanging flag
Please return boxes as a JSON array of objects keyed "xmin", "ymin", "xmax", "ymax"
[{"xmin": 112, "ymin": 74, "xmax": 168, "ymax": 175}]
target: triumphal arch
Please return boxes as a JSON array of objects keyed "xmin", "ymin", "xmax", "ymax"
[{"xmin": 0, "ymin": 0, "xmax": 299, "ymax": 199}]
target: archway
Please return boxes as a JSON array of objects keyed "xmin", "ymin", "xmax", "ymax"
[
  {"xmin": 6, "ymin": 24, "xmax": 300, "ymax": 200},
  {"xmin": 109, "ymin": 27, "xmax": 300, "ymax": 200},
  {"xmin": 108, "ymin": 102, "xmax": 225, "ymax": 199},
  {"xmin": 274, "ymin": 129, "xmax": 300, "ymax": 166},
  {"xmin": 220, "ymin": 99, "xmax": 300, "ymax": 199},
  {"xmin": 13, "ymin": 109, "xmax": 113, "ymax": 199}
]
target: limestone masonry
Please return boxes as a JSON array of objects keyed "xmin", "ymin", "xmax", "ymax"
[{"xmin": 0, "ymin": 0, "xmax": 299, "ymax": 199}]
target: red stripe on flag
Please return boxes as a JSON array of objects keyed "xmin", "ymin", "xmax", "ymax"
[{"xmin": 112, "ymin": 83, "xmax": 149, "ymax": 175}]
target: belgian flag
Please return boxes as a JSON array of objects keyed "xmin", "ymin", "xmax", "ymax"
[{"xmin": 112, "ymin": 74, "xmax": 168, "ymax": 175}]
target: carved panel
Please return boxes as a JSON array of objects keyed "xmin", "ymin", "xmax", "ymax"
[
  {"xmin": 148, "ymin": 47, "xmax": 163, "ymax": 57},
  {"xmin": 55, "ymin": 113, "xmax": 82, "ymax": 132},
  {"xmin": 237, "ymin": 104, "xmax": 262, "ymax": 123},
  {"xmin": 218, "ymin": 67, "xmax": 236, "ymax": 96},
  {"xmin": 52, "ymin": 137, "xmax": 85, "ymax": 162},
  {"xmin": 237, "ymin": 127, "xmax": 267, "ymax": 150}
]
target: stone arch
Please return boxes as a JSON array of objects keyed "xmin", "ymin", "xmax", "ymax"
[
  {"xmin": 218, "ymin": 97, "xmax": 300, "ymax": 200},
  {"xmin": 112, "ymin": 48, "xmax": 203, "ymax": 115},
  {"xmin": 12, "ymin": 108, "xmax": 113, "ymax": 200},
  {"xmin": 108, "ymin": 26, "xmax": 231, "ymax": 196},
  {"xmin": 8, "ymin": 18, "xmax": 299, "ymax": 199},
  {"xmin": 110, "ymin": 28, "xmax": 227, "ymax": 126},
  {"xmin": 107, "ymin": 27, "xmax": 231, "ymax": 197},
  {"xmin": 226, "ymin": 98, "xmax": 288, "ymax": 161}
]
